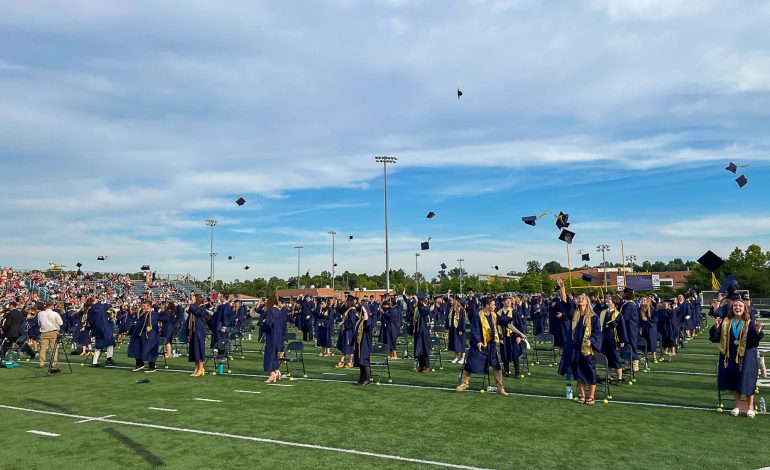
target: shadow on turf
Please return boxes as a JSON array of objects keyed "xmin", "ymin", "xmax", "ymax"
[
  {"xmin": 104, "ymin": 428, "xmax": 164, "ymax": 467},
  {"xmin": 27, "ymin": 398, "xmax": 75, "ymax": 414}
]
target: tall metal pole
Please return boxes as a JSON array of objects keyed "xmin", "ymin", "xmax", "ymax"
[
  {"xmin": 375, "ymin": 156, "xmax": 397, "ymax": 293},
  {"xmin": 328, "ymin": 231, "xmax": 336, "ymax": 291},
  {"xmin": 597, "ymin": 244, "xmax": 610, "ymax": 288},
  {"xmin": 205, "ymin": 219, "xmax": 217, "ymax": 294},
  {"xmin": 414, "ymin": 252, "xmax": 420, "ymax": 294},
  {"xmin": 294, "ymin": 246, "xmax": 303, "ymax": 289},
  {"xmin": 457, "ymin": 258, "xmax": 465, "ymax": 296}
]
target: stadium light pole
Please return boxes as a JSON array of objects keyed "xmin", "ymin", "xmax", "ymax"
[
  {"xmin": 414, "ymin": 252, "xmax": 420, "ymax": 294},
  {"xmin": 294, "ymin": 246, "xmax": 303, "ymax": 289},
  {"xmin": 457, "ymin": 258, "xmax": 465, "ymax": 296},
  {"xmin": 328, "ymin": 231, "xmax": 336, "ymax": 291},
  {"xmin": 205, "ymin": 219, "xmax": 217, "ymax": 294},
  {"xmin": 375, "ymin": 155, "xmax": 397, "ymax": 293},
  {"xmin": 596, "ymin": 244, "xmax": 610, "ymax": 288},
  {"xmin": 626, "ymin": 255, "xmax": 637, "ymax": 271}
]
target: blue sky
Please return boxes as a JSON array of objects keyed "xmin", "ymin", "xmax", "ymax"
[{"xmin": 1, "ymin": 0, "xmax": 769, "ymax": 281}]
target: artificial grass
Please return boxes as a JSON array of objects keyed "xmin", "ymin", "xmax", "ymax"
[{"xmin": 2, "ymin": 320, "xmax": 769, "ymax": 470}]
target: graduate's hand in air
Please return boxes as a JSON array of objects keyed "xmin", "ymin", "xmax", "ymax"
[
  {"xmin": 477, "ymin": 342, "xmax": 483, "ymax": 351},
  {"xmin": 619, "ymin": 342, "xmax": 624, "ymax": 348},
  {"xmin": 757, "ymin": 322, "xmax": 763, "ymax": 333},
  {"xmin": 556, "ymin": 278, "xmax": 564, "ymax": 288}
]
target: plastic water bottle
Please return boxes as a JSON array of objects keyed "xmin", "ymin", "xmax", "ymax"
[
  {"xmin": 760, "ymin": 397, "xmax": 766, "ymax": 414},
  {"xmin": 217, "ymin": 364, "xmax": 225, "ymax": 375},
  {"xmin": 566, "ymin": 383, "xmax": 573, "ymax": 400}
]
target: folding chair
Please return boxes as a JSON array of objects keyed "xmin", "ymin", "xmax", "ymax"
[
  {"xmin": 594, "ymin": 352, "xmax": 612, "ymax": 400},
  {"xmin": 280, "ymin": 341, "xmax": 306, "ymax": 378},
  {"xmin": 637, "ymin": 337, "xmax": 650, "ymax": 372},
  {"xmin": 284, "ymin": 332, "xmax": 297, "ymax": 343},
  {"xmin": 229, "ymin": 331, "xmax": 245, "ymax": 359},
  {"xmin": 532, "ymin": 333, "xmax": 557, "ymax": 366},
  {"xmin": 370, "ymin": 343, "xmax": 392, "ymax": 384},
  {"xmin": 3, "ymin": 335, "xmax": 32, "ymax": 362},
  {"xmin": 517, "ymin": 339, "xmax": 531, "ymax": 377},
  {"xmin": 433, "ymin": 325, "xmax": 447, "ymax": 343},
  {"xmin": 397, "ymin": 334, "xmax": 411, "ymax": 359},
  {"xmin": 157, "ymin": 337, "xmax": 168, "ymax": 369},
  {"xmin": 204, "ymin": 339, "xmax": 231, "ymax": 375},
  {"xmin": 80, "ymin": 338, "xmax": 96, "ymax": 366},
  {"xmin": 428, "ymin": 336, "xmax": 445, "ymax": 370},
  {"xmin": 619, "ymin": 344, "xmax": 636, "ymax": 383}
]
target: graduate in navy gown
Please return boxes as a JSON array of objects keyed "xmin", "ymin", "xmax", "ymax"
[
  {"xmin": 187, "ymin": 294, "xmax": 208, "ymax": 377},
  {"xmin": 315, "ymin": 298, "xmax": 334, "ymax": 356},
  {"xmin": 412, "ymin": 293, "xmax": 433, "ymax": 373},
  {"xmin": 335, "ymin": 297, "xmax": 357, "ymax": 369},
  {"xmin": 558, "ymin": 280, "xmax": 601, "ymax": 405},
  {"xmin": 599, "ymin": 295, "xmax": 627, "ymax": 384},
  {"xmin": 127, "ymin": 299, "xmax": 160, "ymax": 372},
  {"xmin": 261, "ymin": 295, "xmax": 288, "ymax": 383},
  {"xmin": 496, "ymin": 296, "xmax": 516, "ymax": 377},
  {"xmin": 639, "ymin": 296, "xmax": 658, "ymax": 363},
  {"xmin": 710, "ymin": 299, "xmax": 764, "ymax": 418},
  {"xmin": 210, "ymin": 299, "xmax": 232, "ymax": 349},
  {"xmin": 379, "ymin": 297, "xmax": 402, "ymax": 360},
  {"xmin": 72, "ymin": 301, "xmax": 93, "ymax": 355},
  {"xmin": 87, "ymin": 298, "xmax": 117, "ymax": 367},
  {"xmin": 299, "ymin": 295, "xmax": 315, "ymax": 342},
  {"xmin": 456, "ymin": 296, "xmax": 507, "ymax": 396},
  {"xmin": 158, "ymin": 301, "xmax": 177, "ymax": 359},
  {"xmin": 659, "ymin": 299, "xmax": 678, "ymax": 357},
  {"xmin": 620, "ymin": 288, "xmax": 640, "ymax": 373},
  {"xmin": 446, "ymin": 298, "xmax": 466, "ymax": 364},
  {"xmin": 353, "ymin": 297, "xmax": 375, "ymax": 385}
]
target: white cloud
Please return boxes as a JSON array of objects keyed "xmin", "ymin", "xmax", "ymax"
[{"xmin": 590, "ymin": 0, "xmax": 716, "ymax": 21}]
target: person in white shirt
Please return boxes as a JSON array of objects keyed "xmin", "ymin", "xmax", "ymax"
[{"xmin": 38, "ymin": 301, "xmax": 63, "ymax": 373}]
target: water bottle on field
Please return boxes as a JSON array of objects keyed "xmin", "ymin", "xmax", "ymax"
[
  {"xmin": 565, "ymin": 383, "xmax": 573, "ymax": 400},
  {"xmin": 760, "ymin": 397, "xmax": 766, "ymax": 414}
]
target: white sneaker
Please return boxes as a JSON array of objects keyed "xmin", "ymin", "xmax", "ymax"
[
  {"xmin": 459, "ymin": 358, "xmax": 465, "ymax": 364},
  {"xmin": 730, "ymin": 407, "xmax": 740, "ymax": 417},
  {"xmin": 747, "ymin": 409, "xmax": 756, "ymax": 419},
  {"xmin": 450, "ymin": 358, "xmax": 458, "ymax": 364}
]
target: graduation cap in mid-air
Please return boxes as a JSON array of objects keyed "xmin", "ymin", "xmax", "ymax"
[
  {"xmin": 235, "ymin": 197, "xmax": 246, "ymax": 206},
  {"xmin": 97, "ymin": 256, "xmax": 106, "ymax": 261},
  {"xmin": 244, "ymin": 266, "xmax": 250, "ymax": 270},
  {"xmin": 581, "ymin": 253, "xmax": 590, "ymax": 262},
  {"xmin": 522, "ymin": 216, "xmax": 537, "ymax": 226},
  {"xmin": 420, "ymin": 236, "xmax": 432, "ymax": 251},
  {"xmin": 440, "ymin": 263, "xmax": 447, "ymax": 270},
  {"xmin": 725, "ymin": 162, "xmax": 738, "ymax": 174},
  {"xmin": 348, "ymin": 235, "xmax": 353, "ymax": 241},
  {"xmin": 735, "ymin": 175, "xmax": 748, "ymax": 188},
  {"xmin": 492, "ymin": 265, "xmax": 499, "ymax": 271},
  {"xmin": 555, "ymin": 211, "xmax": 570, "ymax": 229},
  {"xmin": 697, "ymin": 250, "xmax": 724, "ymax": 272},
  {"xmin": 581, "ymin": 273, "xmax": 594, "ymax": 282},
  {"xmin": 426, "ymin": 211, "xmax": 436, "ymax": 219},
  {"xmin": 287, "ymin": 278, "xmax": 297, "ymax": 288},
  {"xmin": 227, "ymin": 256, "xmax": 233, "ymax": 260},
  {"xmin": 141, "ymin": 265, "xmax": 150, "ymax": 271},
  {"xmin": 558, "ymin": 229, "xmax": 575, "ymax": 244},
  {"xmin": 75, "ymin": 262, "xmax": 83, "ymax": 268},
  {"xmin": 457, "ymin": 88, "xmax": 463, "ymax": 99}
]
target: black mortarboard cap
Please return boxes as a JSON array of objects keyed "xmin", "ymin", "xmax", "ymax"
[
  {"xmin": 581, "ymin": 273, "xmax": 594, "ymax": 282},
  {"xmin": 420, "ymin": 241, "xmax": 430, "ymax": 250},
  {"xmin": 235, "ymin": 197, "xmax": 246, "ymax": 206},
  {"xmin": 735, "ymin": 175, "xmax": 748, "ymax": 188},
  {"xmin": 697, "ymin": 250, "xmax": 724, "ymax": 272},
  {"xmin": 141, "ymin": 265, "xmax": 150, "ymax": 271},
  {"xmin": 581, "ymin": 253, "xmax": 590, "ymax": 262},
  {"xmin": 244, "ymin": 266, "xmax": 250, "ymax": 270},
  {"xmin": 558, "ymin": 229, "xmax": 575, "ymax": 244},
  {"xmin": 288, "ymin": 278, "xmax": 297, "ymax": 287},
  {"xmin": 97, "ymin": 256, "xmax": 106, "ymax": 261},
  {"xmin": 555, "ymin": 211, "xmax": 570, "ymax": 229},
  {"xmin": 75, "ymin": 262, "xmax": 83, "ymax": 268},
  {"xmin": 440, "ymin": 263, "xmax": 447, "ymax": 270},
  {"xmin": 725, "ymin": 162, "xmax": 737, "ymax": 173},
  {"xmin": 426, "ymin": 211, "xmax": 436, "ymax": 219},
  {"xmin": 623, "ymin": 287, "xmax": 634, "ymax": 295},
  {"xmin": 522, "ymin": 216, "xmax": 537, "ymax": 226},
  {"xmin": 457, "ymin": 88, "xmax": 463, "ymax": 99},
  {"xmin": 227, "ymin": 256, "xmax": 233, "ymax": 260},
  {"xmin": 348, "ymin": 235, "xmax": 353, "ymax": 241},
  {"xmin": 493, "ymin": 265, "xmax": 499, "ymax": 271}
]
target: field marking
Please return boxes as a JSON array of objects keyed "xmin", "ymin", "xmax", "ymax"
[
  {"xmin": 0, "ymin": 404, "xmax": 494, "ymax": 470},
  {"xmin": 75, "ymin": 414, "xmax": 115, "ymax": 423},
  {"xmin": 322, "ymin": 372, "xmax": 349, "ymax": 376},
  {"xmin": 651, "ymin": 370, "xmax": 716, "ymax": 377},
  {"xmin": 234, "ymin": 390, "xmax": 261, "ymax": 394},
  {"xmin": 193, "ymin": 398, "xmax": 222, "ymax": 403},
  {"xmin": 148, "ymin": 407, "xmax": 177, "ymax": 412},
  {"xmin": 267, "ymin": 383, "xmax": 293, "ymax": 387},
  {"xmin": 27, "ymin": 430, "xmax": 60, "ymax": 437}
]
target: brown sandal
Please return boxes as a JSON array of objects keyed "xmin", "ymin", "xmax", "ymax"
[
  {"xmin": 577, "ymin": 396, "xmax": 586, "ymax": 404},
  {"xmin": 586, "ymin": 397, "xmax": 595, "ymax": 405}
]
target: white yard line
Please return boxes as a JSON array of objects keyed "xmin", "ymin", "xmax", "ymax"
[
  {"xmin": 193, "ymin": 398, "xmax": 222, "ymax": 403},
  {"xmin": 26, "ymin": 430, "xmax": 60, "ymax": 437},
  {"xmin": 0, "ymin": 405, "xmax": 493, "ymax": 470},
  {"xmin": 148, "ymin": 407, "xmax": 178, "ymax": 412},
  {"xmin": 322, "ymin": 372, "xmax": 349, "ymax": 376},
  {"xmin": 234, "ymin": 390, "xmax": 261, "ymax": 394},
  {"xmin": 267, "ymin": 383, "xmax": 293, "ymax": 387},
  {"xmin": 75, "ymin": 414, "xmax": 115, "ymax": 423}
]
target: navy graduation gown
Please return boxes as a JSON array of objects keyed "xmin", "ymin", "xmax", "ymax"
[
  {"xmin": 464, "ymin": 310, "xmax": 501, "ymax": 374},
  {"xmin": 73, "ymin": 310, "xmax": 92, "ymax": 347},
  {"xmin": 186, "ymin": 305, "xmax": 208, "ymax": 362},
  {"xmin": 336, "ymin": 307, "xmax": 357, "ymax": 355},
  {"xmin": 316, "ymin": 307, "xmax": 334, "ymax": 348},
  {"xmin": 87, "ymin": 302, "xmax": 116, "ymax": 350},
  {"xmin": 261, "ymin": 307, "xmax": 287, "ymax": 372},
  {"xmin": 641, "ymin": 308, "xmax": 658, "ymax": 354},
  {"xmin": 353, "ymin": 310, "xmax": 375, "ymax": 367},
  {"xmin": 621, "ymin": 300, "xmax": 640, "ymax": 360},
  {"xmin": 710, "ymin": 320, "xmax": 764, "ymax": 395},
  {"xmin": 569, "ymin": 313, "xmax": 601, "ymax": 385},
  {"xmin": 600, "ymin": 308, "xmax": 626, "ymax": 370},
  {"xmin": 660, "ymin": 308, "xmax": 678, "ymax": 348},
  {"xmin": 127, "ymin": 310, "xmax": 159, "ymax": 362},
  {"xmin": 412, "ymin": 304, "xmax": 432, "ymax": 358},
  {"xmin": 446, "ymin": 306, "xmax": 466, "ymax": 353},
  {"xmin": 379, "ymin": 305, "xmax": 401, "ymax": 350}
]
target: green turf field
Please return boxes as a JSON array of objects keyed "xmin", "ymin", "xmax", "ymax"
[{"xmin": 2, "ymin": 318, "xmax": 769, "ymax": 470}]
